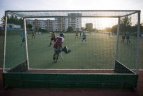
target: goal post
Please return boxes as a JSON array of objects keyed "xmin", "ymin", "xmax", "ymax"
[{"xmin": 3, "ymin": 10, "xmax": 140, "ymax": 89}]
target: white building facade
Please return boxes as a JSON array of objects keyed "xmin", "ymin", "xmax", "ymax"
[
  {"xmin": 68, "ymin": 13, "xmax": 82, "ymax": 31},
  {"xmin": 26, "ymin": 13, "xmax": 82, "ymax": 32},
  {"xmin": 7, "ymin": 24, "xmax": 21, "ymax": 29}
]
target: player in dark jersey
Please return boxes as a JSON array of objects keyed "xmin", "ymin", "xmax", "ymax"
[{"xmin": 53, "ymin": 33, "xmax": 64, "ymax": 63}]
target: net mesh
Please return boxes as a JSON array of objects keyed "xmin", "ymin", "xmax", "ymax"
[
  {"xmin": 4, "ymin": 10, "xmax": 140, "ymax": 73},
  {"xmin": 116, "ymin": 13, "xmax": 139, "ymax": 73}
]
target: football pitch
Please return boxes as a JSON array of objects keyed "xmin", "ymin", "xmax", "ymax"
[
  {"xmin": 4, "ymin": 32, "xmax": 142, "ymax": 70},
  {"xmin": 28, "ymin": 32, "xmax": 116, "ymax": 69}
]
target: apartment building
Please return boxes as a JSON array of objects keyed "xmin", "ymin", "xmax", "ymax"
[
  {"xmin": 86, "ymin": 23, "xmax": 93, "ymax": 31},
  {"xmin": 68, "ymin": 13, "xmax": 82, "ymax": 31},
  {"xmin": 26, "ymin": 13, "xmax": 82, "ymax": 32}
]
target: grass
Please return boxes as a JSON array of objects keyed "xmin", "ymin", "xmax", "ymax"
[
  {"xmin": 27, "ymin": 33, "xmax": 116, "ymax": 69},
  {"xmin": 3, "ymin": 30, "xmax": 143, "ymax": 70}
]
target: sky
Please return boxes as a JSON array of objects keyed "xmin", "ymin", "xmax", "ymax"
[{"xmin": 0, "ymin": 0, "xmax": 143, "ymax": 28}]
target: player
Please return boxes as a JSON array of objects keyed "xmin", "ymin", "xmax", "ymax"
[
  {"xmin": 82, "ymin": 29, "xmax": 87, "ymax": 42},
  {"xmin": 126, "ymin": 32, "xmax": 130, "ymax": 44},
  {"xmin": 49, "ymin": 32, "xmax": 56, "ymax": 46},
  {"xmin": 32, "ymin": 31, "xmax": 36, "ymax": 39},
  {"xmin": 20, "ymin": 31, "xmax": 25, "ymax": 46},
  {"xmin": 53, "ymin": 33, "xmax": 64, "ymax": 63},
  {"xmin": 75, "ymin": 31, "xmax": 79, "ymax": 39},
  {"xmin": 121, "ymin": 33, "xmax": 126, "ymax": 43}
]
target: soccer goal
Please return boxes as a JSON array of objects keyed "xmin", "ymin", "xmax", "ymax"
[{"xmin": 3, "ymin": 10, "xmax": 141, "ymax": 89}]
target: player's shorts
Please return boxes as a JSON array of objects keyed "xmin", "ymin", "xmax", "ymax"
[{"xmin": 54, "ymin": 48, "xmax": 62, "ymax": 54}]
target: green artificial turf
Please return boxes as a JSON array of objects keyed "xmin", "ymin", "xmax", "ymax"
[{"xmin": 4, "ymin": 31, "xmax": 142, "ymax": 70}]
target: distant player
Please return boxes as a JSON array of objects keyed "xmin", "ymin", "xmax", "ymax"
[
  {"xmin": 121, "ymin": 33, "xmax": 126, "ymax": 43},
  {"xmin": 79, "ymin": 31, "xmax": 82, "ymax": 37},
  {"xmin": 20, "ymin": 31, "xmax": 25, "ymax": 46},
  {"xmin": 82, "ymin": 29, "xmax": 87, "ymax": 42},
  {"xmin": 75, "ymin": 31, "xmax": 79, "ymax": 39},
  {"xmin": 32, "ymin": 31, "xmax": 36, "ymax": 39},
  {"xmin": 49, "ymin": 32, "xmax": 56, "ymax": 46}
]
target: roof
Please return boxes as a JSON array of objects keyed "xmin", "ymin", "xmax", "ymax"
[{"xmin": 5, "ymin": 10, "xmax": 140, "ymax": 18}]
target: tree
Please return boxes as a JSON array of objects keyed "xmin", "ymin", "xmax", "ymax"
[
  {"xmin": 67, "ymin": 26, "xmax": 73, "ymax": 32},
  {"xmin": 1, "ymin": 16, "xmax": 5, "ymax": 28},
  {"xmin": 0, "ymin": 16, "xmax": 5, "ymax": 35},
  {"xmin": 27, "ymin": 24, "xmax": 32, "ymax": 31},
  {"xmin": 130, "ymin": 24, "xmax": 143, "ymax": 36},
  {"xmin": 110, "ymin": 17, "xmax": 132, "ymax": 35},
  {"xmin": 104, "ymin": 27, "xmax": 112, "ymax": 32},
  {"xmin": 19, "ymin": 18, "xmax": 24, "ymax": 28},
  {"xmin": 111, "ymin": 25, "xmax": 118, "ymax": 34},
  {"xmin": 120, "ymin": 16, "xmax": 132, "ymax": 33},
  {"xmin": 141, "ymin": 24, "xmax": 143, "ymax": 34},
  {"xmin": 7, "ymin": 15, "xmax": 24, "ymax": 28}
]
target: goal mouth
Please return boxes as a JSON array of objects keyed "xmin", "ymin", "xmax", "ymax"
[{"xmin": 3, "ymin": 10, "xmax": 141, "ymax": 74}]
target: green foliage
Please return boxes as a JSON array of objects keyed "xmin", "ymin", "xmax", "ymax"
[
  {"xmin": 1, "ymin": 16, "xmax": 5, "ymax": 27},
  {"xmin": 120, "ymin": 16, "xmax": 132, "ymax": 33},
  {"xmin": 27, "ymin": 24, "xmax": 32, "ymax": 31},
  {"xmin": 67, "ymin": 26, "xmax": 74, "ymax": 32},
  {"xmin": 39, "ymin": 28, "xmax": 47, "ymax": 32},
  {"xmin": 110, "ymin": 17, "xmax": 135, "ymax": 35},
  {"xmin": 111, "ymin": 25, "xmax": 118, "ymax": 34},
  {"xmin": 104, "ymin": 27, "xmax": 112, "ymax": 32},
  {"xmin": 7, "ymin": 15, "xmax": 24, "ymax": 28}
]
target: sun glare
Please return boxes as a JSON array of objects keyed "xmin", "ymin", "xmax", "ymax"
[
  {"xmin": 97, "ymin": 18, "xmax": 117, "ymax": 29},
  {"xmin": 82, "ymin": 18, "xmax": 117, "ymax": 30}
]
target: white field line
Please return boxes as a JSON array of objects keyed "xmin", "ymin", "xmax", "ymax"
[
  {"xmin": 29, "ymin": 68, "xmax": 114, "ymax": 70},
  {"xmin": 29, "ymin": 68, "xmax": 143, "ymax": 70}
]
